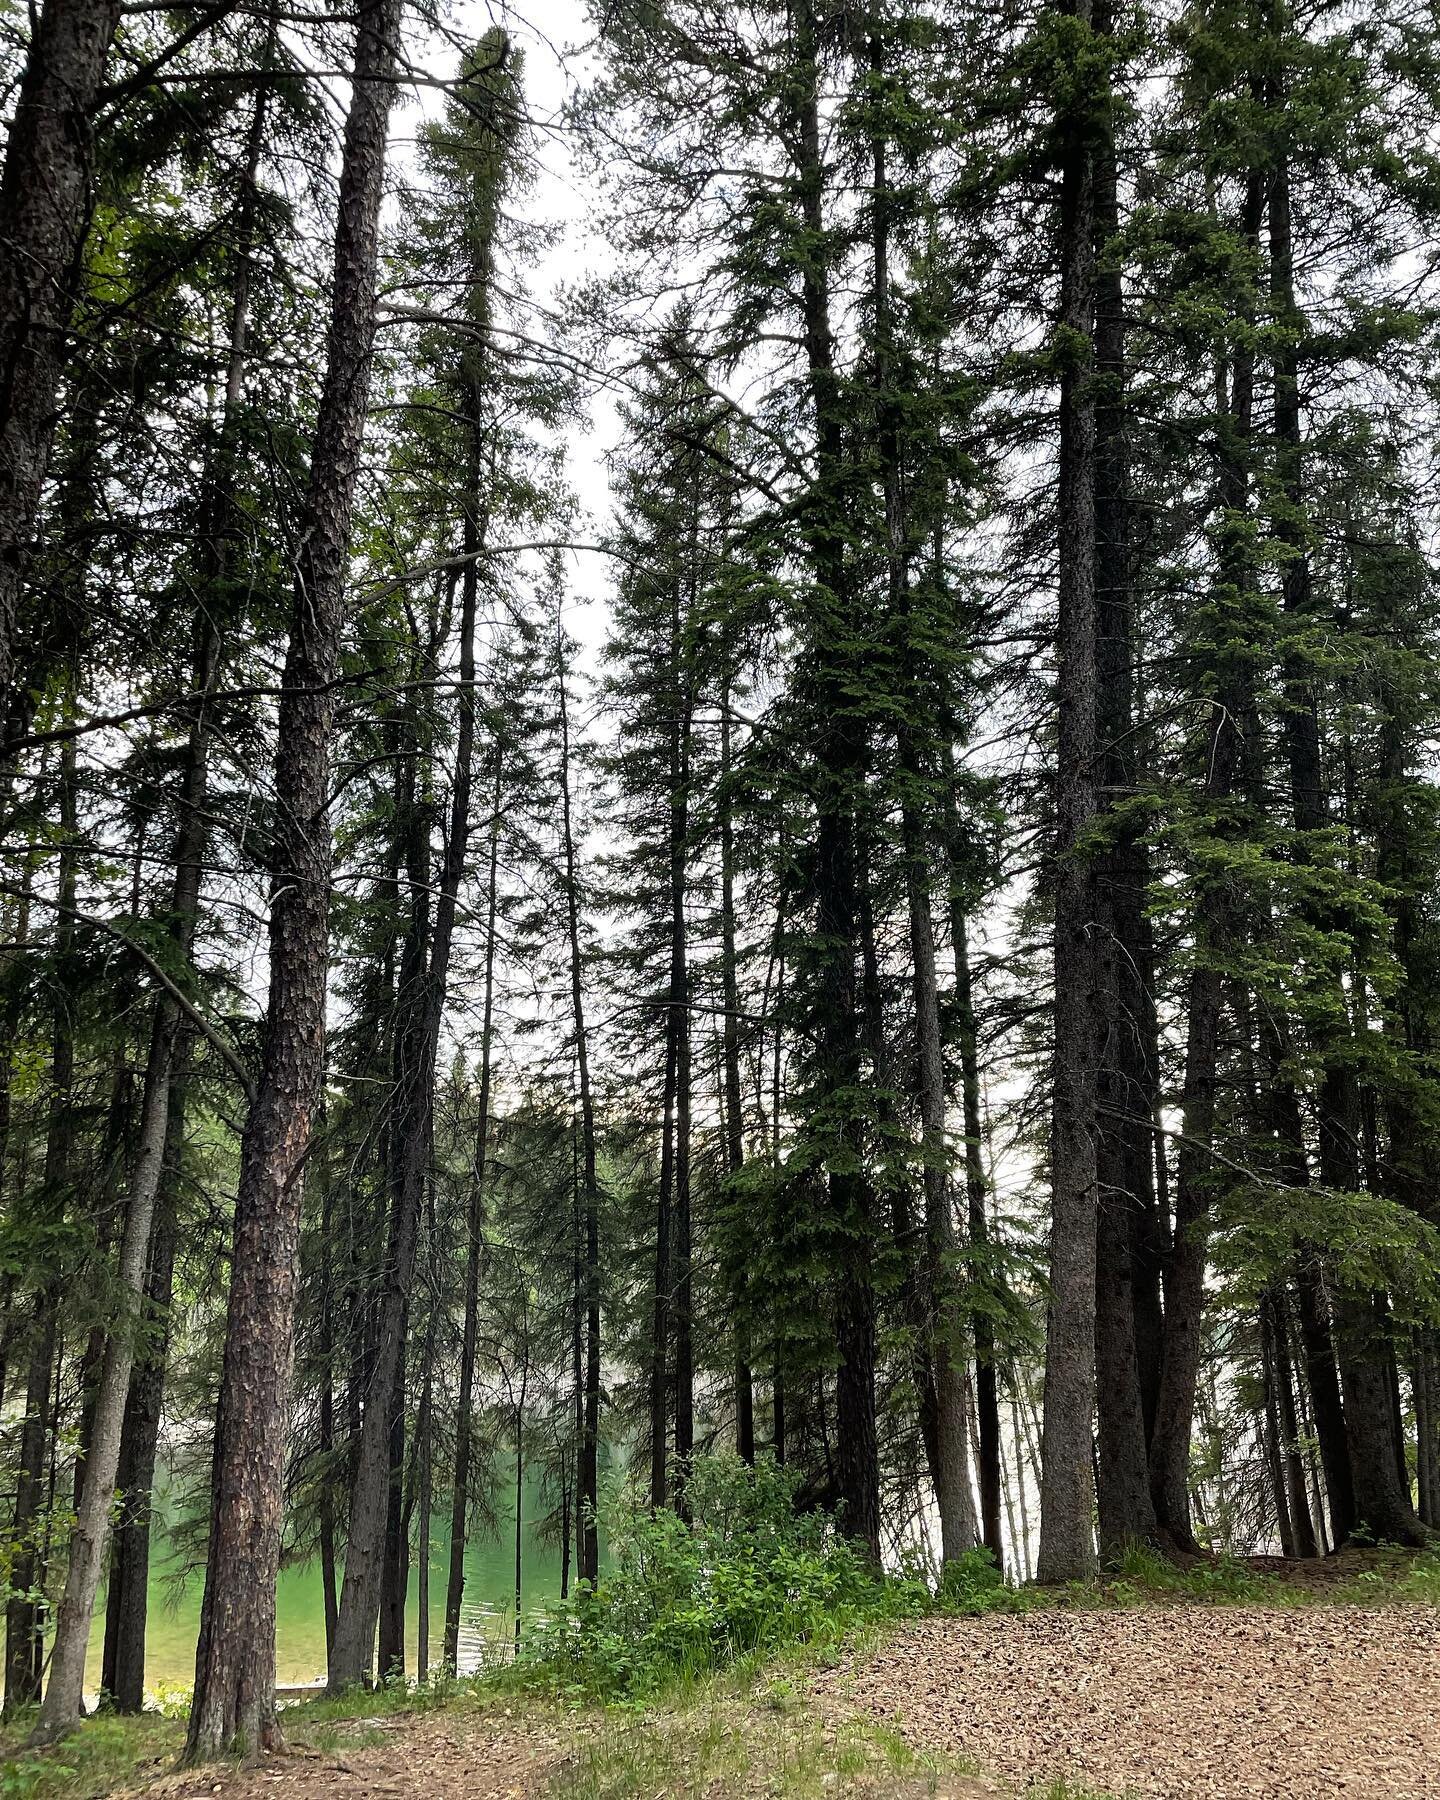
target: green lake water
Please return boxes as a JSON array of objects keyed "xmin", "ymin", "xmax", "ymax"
[{"xmin": 85, "ymin": 1486, "xmax": 570, "ymax": 1699}]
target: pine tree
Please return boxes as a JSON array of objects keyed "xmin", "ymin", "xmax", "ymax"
[{"xmin": 186, "ymin": 0, "xmax": 403, "ymax": 1753}]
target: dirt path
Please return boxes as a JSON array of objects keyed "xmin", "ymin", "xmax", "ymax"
[
  {"xmin": 125, "ymin": 1708, "xmax": 572, "ymax": 1800},
  {"xmin": 819, "ymin": 1603, "xmax": 1440, "ymax": 1797},
  {"xmin": 110, "ymin": 1602, "xmax": 1440, "ymax": 1798}
]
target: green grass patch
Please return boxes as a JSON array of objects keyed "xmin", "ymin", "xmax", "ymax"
[
  {"xmin": 1331, "ymin": 1547, "xmax": 1440, "ymax": 1606},
  {"xmin": 1100, "ymin": 1543, "xmax": 1284, "ymax": 1606},
  {"xmin": 552, "ymin": 1699, "xmax": 972, "ymax": 1798},
  {"xmin": 948, "ymin": 1541, "xmax": 1440, "ymax": 1618},
  {"xmin": 933, "ymin": 1540, "xmax": 1291, "ymax": 1619},
  {"xmin": 0, "ymin": 1711, "xmax": 180, "ymax": 1800}
]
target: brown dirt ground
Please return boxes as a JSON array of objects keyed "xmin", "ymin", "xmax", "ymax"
[
  {"xmin": 113, "ymin": 1596, "xmax": 1440, "ymax": 1798},
  {"xmin": 117, "ymin": 1708, "xmax": 571, "ymax": 1800},
  {"xmin": 818, "ymin": 1603, "xmax": 1440, "ymax": 1798}
]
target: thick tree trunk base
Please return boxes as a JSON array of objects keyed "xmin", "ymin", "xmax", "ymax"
[{"xmin": 184, "ymin": 1708, "xmax": 286, "ymax": 1767}]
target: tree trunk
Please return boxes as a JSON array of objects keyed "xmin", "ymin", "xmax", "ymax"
[
  {"xmin": 856, "ymin": 842, "xmax": 958, "ymax": 1559},
  {"xmin": 1267, "ymin": 1289, "xmax": 1317, "ymax": 1557},
  {"xmin": 512, "ymin": 1357, "xmax": 527, "ymax": 1650},
  {"xmin": 439, "ymin": 217, "xmax": 502, "ymax": 1660},
  {"xmin": 766, "ymin": 866, "xmax": 788, "ymax": 1467},
  {"xmin": 371, "ymin": 690, "xmax": 430, "ymax": 1693},
  {"xmin": 950, "ymin": 899, "xmax": 1003, "ymax": 1569},
  {"xmin": 570, "ymin": 1143, "xmax": 583, "ymax": 1589},
  {"xmin": 669, "ymin": 599, "xmax": 694, "ymax": 1501},
  {"xmin": 1090, "ymin": 43, "xmax": 1160, "ymax": 1558},
  {"xmin": 443, "ymin": 754, "xmax": 502, "ymax": 1669},
  {"xmin": 869, "ymin": 41, "xmax": 974, "ymax": 1565},
  {"xmin": 1415, "ymin": 1335, "xmax": 1440, "ymax": 1531},
  {"xmin": 5, "ymin": 1295, "xmax": 58, "ymax": 1713},
  {"xmin": 318, "ymin": 1169, "xmax": 340, "ymax": 1662},
  {"xmin": 1259, "ymin": 1296, "xmax": 1297, "ymax": 1555},
  {"xmin": 100, "ymin": 1100, "xmax": 182, "ymax": 1711},
  {"xmin": 719, "ymin": 696, "xmax": 754, "ymax": 1463},
  {"xmin": 36, "ymin": 52, "xmax": 271, "ymax": 1691},
  {"xmin": 6, "ymin": 730, "xmax": 77, "ymax": 1712},
  {"xmin": 376, "ymin": 1327, "xmax": 410, "ymax": 1683},
  {"xmin": 1038, "ymin": 0, "xmax": 1101, "ymax": 1586},
  {"xmin": 792, "ymin": 0, "xmax": 878, "ymax": 1560},
  {"xmin": 332, "ymin": 537, "xmax": 486, "ymax": 1690},
  {"xmin": 651, "ymin": 1011, "xmax": 677, "ymax": 1509},
  {"xmin": 185, "ymin": 0, "xmax": 400, "ymax": 1753},
  {"xmin": 555, "ymin": 636, "xmax": 601, "ymax": 1582},
  {"xmin": 414, "ymin": 1240, "xmax": 436, "ymax": 1687},
  {"xmin": 1146, "ymin": 166, "xmax": 1265, "ymax": 1555},
  {"xmin": 1267, "ymin": 136, "xmax": 1424, "ymax": 1548},
  {"xmin": 0, "ymin": 0, "xmax": 125, "ymax": 722},
  {"xmin": 907, "ymin": 823, "xmax": 977, "ymax": 1566}
]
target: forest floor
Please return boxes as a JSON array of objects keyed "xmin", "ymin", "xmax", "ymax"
[
  {"xmin": 8, "ymin": 1554, "xmax": 1440, "ymax": 1800},
  {"xmin": 817, "ymin": 1601, "xmax": 1440, "ymax": 1797}
]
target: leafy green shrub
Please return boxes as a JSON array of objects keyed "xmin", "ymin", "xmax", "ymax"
[
  {"xmin": 516, "ymin": 1452, "xmax": 925, "ymax": 1703},
  {"xmin": 936, "ymin": 1546, "xmax": 1033, "ymax": 1616}
]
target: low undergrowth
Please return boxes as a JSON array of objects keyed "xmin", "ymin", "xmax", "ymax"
[
  {"xmin": 0, "ymin": 1710, "xmax": 179, "ymax": 1800},
  {"xmin": 929, "ymin": 1540, "xmax": 1290, "ymax": 1619},
  {"xmin": 1330, "ymin": 1547, "xmax": 1440, "ymax": 1606},
  {"xmin": 512, "ymin": 1455, "xmax": 928, "ymax": 1705},
  {"xmin": 1098, "ymin": 1543, "xmax": 1293, "ymax": 1607},
  {"xmin": 1102, "ymin": 1541, "xmax": 1440, "ymax": 1609},
  {"xmin": 552, "ymin": 1700, "xmax": 976, "ymax": 1799},
  {"xmin": 936, "ymin": 1538, "xmax": 1440, "ymax": 1618},
  {"xmin": 2, "ymin": 1470, "xmax": 1436, "ymax": 1799},
  {"xmin": 550, "ymin": 1681, "xmax": 1132, "ymax": 1799}
]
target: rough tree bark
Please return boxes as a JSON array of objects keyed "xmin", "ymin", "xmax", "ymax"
[
  {"xmin": 5, "ymin": 730, "xmax": 77, "ymax": 1711},
  {"xmin": 0, "ymin": 0, "xmax": 125, "ymax": 723},
  {"xmin": 719, "ymin": 692, "xmax": 755, "ymax": 1463},
  {"xmin": 331, "ymin": 553, "xmax": 486, "ymax": 1688},
  {"xmin": 1038, "ymin": 0, "xmax": 1102, "ymax": 1586},
  {"xmin": 792, "ymin": 0, "xmax": 879, "ymax": 1558},
  {"xmin": 185, "ymin": 0, "xmax": 401, "ymax": 1754},
  {"xmin": 1090, "ymin": 37, "xmax": 1160, "ymax": 1557},
  {"xmin": 1267, "ymin": 127, "xmax": 1425, "ymax": 1547},
  {"xmin": 36, "ymin": 40, "xmax": 275, "ymax": 1731},
  {"xmin": 443, "ymin": 754, "xmax": 502, "ymax": 1669},
  {"xmin": 556, "ymin": 635, "xmax": 602, "ymax": 1582}
]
